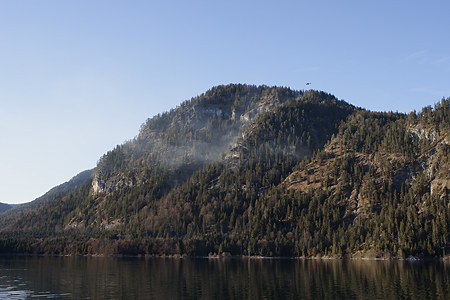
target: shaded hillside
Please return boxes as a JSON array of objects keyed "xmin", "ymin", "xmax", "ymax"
[
  {"xmin": 0, "ymin": 203, "xmax": 11, "ymax": 213},
  {"xmin": 0, "ymin": 169, "xmax": 93, "ymax": 229},
  {"xmin": 2, "ymin": 85, "xmax": 450, "ymax": 259},
  {"xmin": 272, "ymin": 101, "xmax": 450, "ymax": 258}
]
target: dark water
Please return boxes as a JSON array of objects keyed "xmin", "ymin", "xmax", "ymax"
[{"xmin": 0, "ymin": 256, "xmax": 450, "ymax": 299}]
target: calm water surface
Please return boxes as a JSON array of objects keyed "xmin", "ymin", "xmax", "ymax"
[{"xmin": 0, "ymin": 255, "xmax": 450, "ymax": 299}]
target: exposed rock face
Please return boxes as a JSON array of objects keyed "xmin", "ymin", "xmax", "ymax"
[
  {"xmin": 92, "ymin": 173, "xmax": 140, "ymax": 196},
  {"xmin": 430, "ymin": 179, "xmax": 450, "ymax": 196},
  {"xmin": 99, "ymin": 220, "xmax": 122, "ymax": 230},
  {"xmin": 409, "ymin": 124, "xmax": 450, "ymax": 145},
  {"xmin": 408, "ymin": 124, "xmax": 450, "ymax": 196},
  {"xmin": 410, "ymin": 125, "xmax": 438, "ymax": 142},
  {"xmin": 239, "ymin": 96, "xmax": 290, "ymax": 123},
  {"xmin": 192, "ymin": 105, "xmax": 230, "ymax": 118},
  {"xmin": 64, "ymin": 220, "xmax": 85, "ymax": 231}
]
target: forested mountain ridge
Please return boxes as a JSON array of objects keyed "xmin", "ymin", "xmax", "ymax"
[
  {"xmin": 1, "ymin": 84, "xmax": 450, "ymax": 259},
  {"xmin": 91, "ymin": 84, "xmax": 302, "ymax": 197},
  {"xmin": 276, "ymin": 103, "xmax": 450, "ymax": 258},
  {"xmin": 0, "ymin": 203, "xmax": 11, "ymax": 213},
  {"xmin": 0, "ymin": 169, "xmax": 93, "ymax": 230}
]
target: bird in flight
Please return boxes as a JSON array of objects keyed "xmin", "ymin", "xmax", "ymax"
[{"xmin": 306, "ymin": 82, "xmax": 311, "ymax": 85}]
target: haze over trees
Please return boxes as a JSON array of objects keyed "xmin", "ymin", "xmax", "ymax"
[{"xmin": 1, "ymin": 84, "xmax": 450, "ymax": 259}]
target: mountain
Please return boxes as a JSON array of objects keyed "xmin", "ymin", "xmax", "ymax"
[
  {"xmin": 0, "ymin": 169, "xmax": 93, "ymax": 230},
  {"xmin": 1, "ymin": 84, "xmax": 450, "ymax": 259},
  {"xmin": 0, "ymin": 203, "xmax": 11, "ymax": 213}
]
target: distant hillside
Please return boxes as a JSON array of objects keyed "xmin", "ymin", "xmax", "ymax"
[
  {"xmin": 0, "ymin": 203, "xmax": 11, "ymax": 213},
  {"xmin": 1, "ymin": 84, "xmax": 450, "ymax": 259},
  {"xmin": 0, "ymin": 169, "xmax": 93, "ymax": 229}
]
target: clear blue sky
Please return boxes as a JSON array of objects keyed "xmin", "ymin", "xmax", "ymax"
[{"xmin": 1, "ymin": 1, "xmax": 449, "ymax": 204}]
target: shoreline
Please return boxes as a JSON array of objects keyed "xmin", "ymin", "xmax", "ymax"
[{"xmin": 1, "ymin": 252, "xmax": 449, "ymax": 261}]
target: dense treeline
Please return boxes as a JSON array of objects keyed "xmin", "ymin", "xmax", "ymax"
[{"xmin": 2, "ymin": 87, "xmax": 450, "ymax": 258}]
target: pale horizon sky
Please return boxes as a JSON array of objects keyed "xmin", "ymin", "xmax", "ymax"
[{"xmin": 1, "ymin": 1, "xmax": 449, "ymax": 204}]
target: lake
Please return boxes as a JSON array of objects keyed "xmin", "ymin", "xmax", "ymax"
[{"xmin": 0, "ymin": 255, "xmax": 450, "ymax": 299}]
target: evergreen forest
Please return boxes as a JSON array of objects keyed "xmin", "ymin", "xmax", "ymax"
[{"xmin": 1, "ymin": 84, "xmax": 450, "ymax": 259}]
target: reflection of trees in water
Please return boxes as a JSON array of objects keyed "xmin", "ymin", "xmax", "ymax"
[
  {"xmin": 79, "ymin": 258, "xmax": 450, "ymax": 300},
  {"xmin": 3, "ymin": 257, "xmax": 450, "ymax": 299},
  {"xmin": 138, "ymin": 259, "xmax": 450, "ymax": 300}
]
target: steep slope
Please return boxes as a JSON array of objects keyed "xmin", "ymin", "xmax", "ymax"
[
  {"xmin": 273, "ymin": 100, "xmax": 450, "ymax": 258},
  {"xmin": 0, "ymin": 85, "xmax": 306, "ymax": 232},
  {"xmin": 0, "ymin": 87, "xmax": 356, "ymax": 255},
  {"xmin": 0, "ymin": 169, "xmax": 93, "ymax": 230},
  {"xmin": 91, "ymin": 84, "xmax": 301, "ymax": 198},
  {"xmin": 2, "ymin": 86, "xmax": 450, "ymax": 258},
  {"xmin": 0, "ymin": 203, "xmax": 11, "ymax": 213},
  {"xmin": 128, "ymin": 91, "xmax": 355, "ymax": 250}
]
